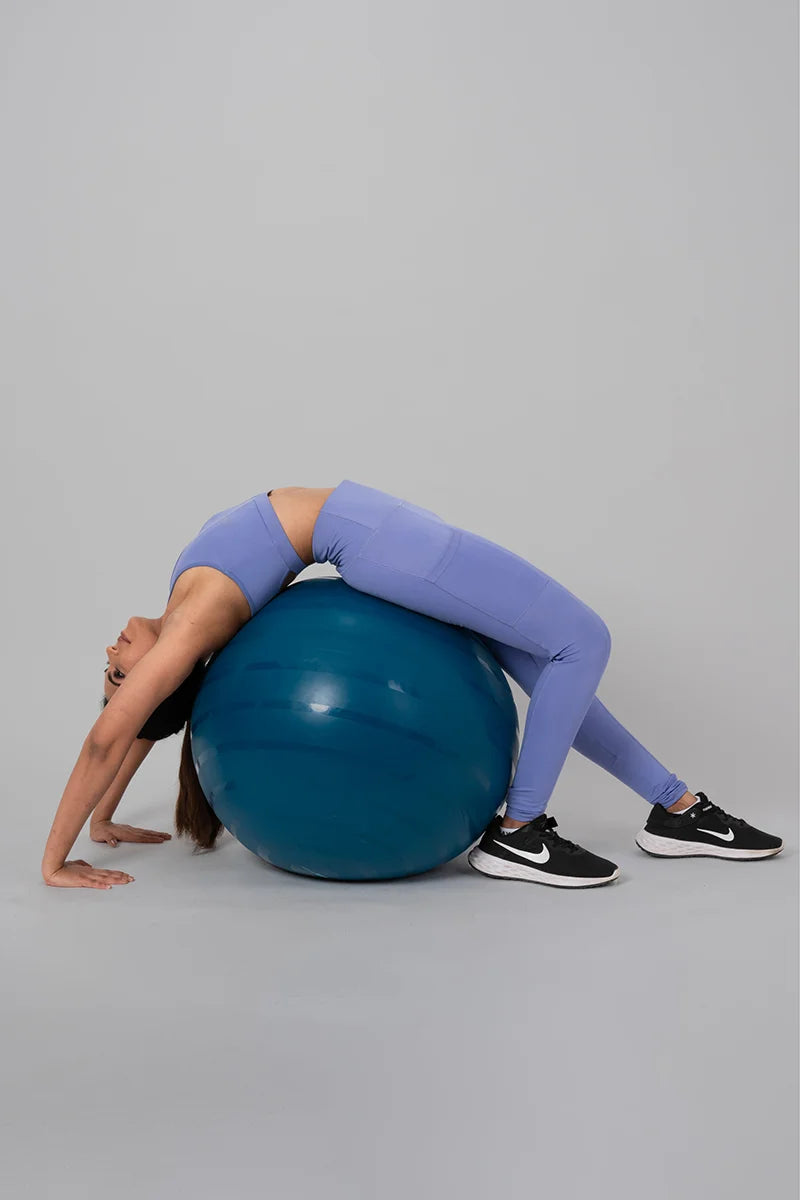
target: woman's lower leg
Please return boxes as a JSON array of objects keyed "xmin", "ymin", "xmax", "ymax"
[
  {"xmin": 498, "ymin": 605, "xmax": 614, "ymax": 822},
  {"xmin": 570, "ymin": 693, "xmax": 689, "ymax": 809},
  {"xmin": 479, "ymin": 639, "xmax": 690, "ymax": 824},
  {"xmin": 499, "ymin": 790, "xmax": 695, "ymax": 827}
]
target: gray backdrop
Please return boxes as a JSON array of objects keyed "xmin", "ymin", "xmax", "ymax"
[{"xmin": 3, "ymin": 3, "xmax": 797, "ymax": 1199}]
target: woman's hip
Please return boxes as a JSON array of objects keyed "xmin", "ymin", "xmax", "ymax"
[{"xmin": 312, "ymin": 480, "xmax": 470, "ymax": 588}]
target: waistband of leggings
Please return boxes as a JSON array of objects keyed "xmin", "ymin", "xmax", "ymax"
[
  {"xmin": 252, "ymin": 492, "xmax": 307, "ymax": 574},
  {"xmin": 314, "ymin": 479, "xmax": 402, "ymax": 528},
  {"xmin": 315, "ymin": 479, "xmax": 353, "ymax": 524}
]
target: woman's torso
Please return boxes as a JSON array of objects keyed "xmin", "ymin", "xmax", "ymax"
[{"xmin": 165, "ymin": 486, "xmax": 336, "ymax": 653}]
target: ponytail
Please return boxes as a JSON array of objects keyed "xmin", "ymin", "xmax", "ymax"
[{"xmin": 174, "ymin": 723, "xmax": 223, "ymax": 850}]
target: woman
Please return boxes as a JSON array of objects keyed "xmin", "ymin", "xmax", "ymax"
[{"xmin": 41, "ymin": 480, "xmax": 784, "ymax": 890}]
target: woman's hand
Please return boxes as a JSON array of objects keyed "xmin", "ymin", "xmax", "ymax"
[
  {"xmin": 42, "ymin": 860, "xmax": 135, "ymax": 889},
  {"xmin": 90, "ymin": 819, "xmax": 172, "ymax": 847}
]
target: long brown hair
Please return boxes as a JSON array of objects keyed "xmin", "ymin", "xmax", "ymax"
[{"xmin": 174, "ymin": 724, "xmax": 223, "ymax": 850}]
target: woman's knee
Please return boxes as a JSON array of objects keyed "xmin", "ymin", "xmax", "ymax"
[
  {"xmin": 591, "ymin": 612, "xmax": 612, "ymax": 665},
  {"xmin": 554, "ymin": 604, "xmax": 612, "ymax": 666}
]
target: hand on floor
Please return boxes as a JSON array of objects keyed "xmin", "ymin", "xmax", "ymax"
[{"xmin": 90, "ymin": 820, "xmax": 172, "ymax": 847}]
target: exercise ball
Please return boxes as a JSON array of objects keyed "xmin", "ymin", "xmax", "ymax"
[{"xmin": 190, "ymin": 577, "xmax": 519, "ymax": 881}]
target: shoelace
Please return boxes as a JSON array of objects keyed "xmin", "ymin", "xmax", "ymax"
[
  {"xmin": 527, "ymin": 815, "xmax": 583, "ymax": 854},
  {"xmin": 697, "ymin": 798, "xmax": 747, "ymax": 827},
  {"xmin": 695, "ymin": 787, "xmax": 753, "ymax": 825}
]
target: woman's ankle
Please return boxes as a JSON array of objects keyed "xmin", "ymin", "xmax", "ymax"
[{"xmin": 666, "ymin": 790, "xmax": 697, "ymax": 813}]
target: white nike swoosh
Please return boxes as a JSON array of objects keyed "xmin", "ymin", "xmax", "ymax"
[
  {"xmin": 697, "ymin": 826, "xmax": 735, "ymax": 841},
  {"xmin": 493, "ymin": 838, "xmax": 550, "ymax": 864}
]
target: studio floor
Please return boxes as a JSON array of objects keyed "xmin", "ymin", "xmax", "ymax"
[{"xmin": 5, "ymin": 788, "xmax": 797, "ymax": 1200}]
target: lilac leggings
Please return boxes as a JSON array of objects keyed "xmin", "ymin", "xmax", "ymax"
[{"xmin": 311, "ymin": 480, "xmax": 687, "ymax": 821}]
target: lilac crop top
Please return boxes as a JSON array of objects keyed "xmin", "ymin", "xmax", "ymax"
[{"xmin": 167, "ymin": 490, "xmax": 307, "ymax": 618}]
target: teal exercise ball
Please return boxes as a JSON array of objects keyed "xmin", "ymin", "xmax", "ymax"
[{"xmin": 190, "ymin": 577, "xmax": 519, "ymax": 881}]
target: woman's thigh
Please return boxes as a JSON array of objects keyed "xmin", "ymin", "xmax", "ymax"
[{"xmin": 319, "ymin": 481, "xmax": 598, "ymax": 658}]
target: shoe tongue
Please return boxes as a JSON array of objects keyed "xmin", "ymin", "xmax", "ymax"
[{"xmin": 530, "ymin": 814, "xmax": 553, "ymax": 831}]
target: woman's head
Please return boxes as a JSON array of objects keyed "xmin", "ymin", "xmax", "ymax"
[
  {"xmin": 103, "ymin": 616, "xmax": 161, "ymax": 700},
  {"xmin": 102, "ymin": 615, "xmax": 204, "ymax": 738}
]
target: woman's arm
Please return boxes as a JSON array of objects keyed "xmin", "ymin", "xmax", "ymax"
[
  {"xmin": 41, "ymin": 737, "xmax": 143, "ymax": 884},
  {"xmin": 89, "ymin": 736, "xmax": 170, "ymax": 845},
  {"xmin": 41, "ymin": 620, "xmax": 207, "ymax": 887},
  {"xmin": 90, "ymin": 737, "xmax": 156, "ymax": 823}
]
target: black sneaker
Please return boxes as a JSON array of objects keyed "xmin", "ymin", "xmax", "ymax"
[
  {"xmin": 467, "ymin": 813, "xmax": 620, "ymax": 888},
  {"xmin": 635, "ymin": 790, "xmax": 784, "ymax": 860}
]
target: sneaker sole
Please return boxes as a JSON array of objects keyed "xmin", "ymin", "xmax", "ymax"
[
  {"xmin": 635, "ymin": 830, "xmax": 784, "ymax": 859},
  {"xmin": 467, "ymin": 847, "xmax": 620, "ymax": 888}
]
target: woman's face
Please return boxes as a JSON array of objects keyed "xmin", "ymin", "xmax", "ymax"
[{"xmin": 103, "ymin": 617, "xmax": 157, "ymax": 700}]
